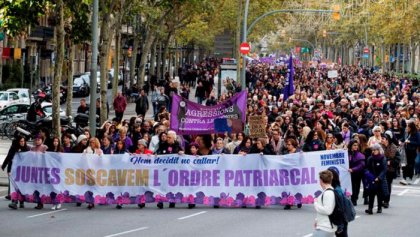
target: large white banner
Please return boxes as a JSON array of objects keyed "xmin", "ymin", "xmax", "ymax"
[{"xmin": 10, "ymin": 150, "xmax": 350, "ymax": 207}]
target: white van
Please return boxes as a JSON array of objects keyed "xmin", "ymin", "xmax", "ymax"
[{"xmin": 6, "ymin": 88, "xmax": 32, "ymax": 104}]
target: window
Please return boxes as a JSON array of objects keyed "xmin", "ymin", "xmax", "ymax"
[
  {"xmin": 12, "ymin": 93, "xmax": 19, "ymax": 100},
  {"xmin": 19, "ymin": 105, "xmax": 30, "ymax": 113},
  {"xmin": 0, "ymin": 93, "xmax": 8, "ymax": 101},
  {"xmin": 5, "ymin": 105, "xmax": 18, "ymax": 114},
  {"xmin": 43, "ymin": 105, "xmax": 53, "ymax": 114}
]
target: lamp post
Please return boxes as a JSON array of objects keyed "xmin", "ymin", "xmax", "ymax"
[{"xmin": 122, "ymin": 44, "xmax": 129, "ymax": 95}]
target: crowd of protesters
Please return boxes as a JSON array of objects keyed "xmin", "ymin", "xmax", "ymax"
[{"xmin": 2, "ymin": 57, "xmax": 419, "ymax": 217}]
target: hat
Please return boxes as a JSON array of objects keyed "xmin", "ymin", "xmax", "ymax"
[
  {"xmin": 138, "ymin": 139, "xmax": 148, "ymax": 147},
  {"xmin": 77, "ymin": 135, "xmax": 88, "ymax": 144},
  {"xmin": 34, "ymin": 133, "xmax": 43, "ymax": 140}
]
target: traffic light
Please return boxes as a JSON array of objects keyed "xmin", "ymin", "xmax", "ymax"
[
  {"xmin": 323, "ymin": 30, "xmax": 327, "ymax": 38},
  {"xmin": 332, "ymin": 5, "xmax": 340, "ymax": 20}
]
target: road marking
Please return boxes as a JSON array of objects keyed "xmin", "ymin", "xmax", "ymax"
[
  {"xmin": 414, "ymin": 178, "xmax": 420, "ymax": 185},
  {"xmin": 177, "ymin": 211, "xmax": 207, "ymax": 220},
  {"xmin": 27, "ymin": 208, "xmax": 67, "ymax": 218},
  {"xmin": 398, "ymin": 189, "xmax": 409, "ymax": 196},
  {"xmin": 103, "ymin": 227, "xmax": 149, "ymax": 237},
  {"xmin": 356, "ymin": 215, "xmax": 361, "ymax": 219},
  {"xmin": 302, "ymin": 234, "xmax": 313, "ymax": 237}
]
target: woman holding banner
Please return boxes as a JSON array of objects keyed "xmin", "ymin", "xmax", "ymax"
[
  {"xmin": 250, "ymin": 138, "xmax": 275, "ymax": 155},
  {"xmin": 83, "ymin": 137, "xmax": 103, "ymax": 155},
  {"xmin": 348, "ymin": 140, "xmax": 365, "ymax": 206},
  {"xmin": 3, "ymin": 136, "xmax": 30, "ymax": 209},
  {"xmin": 233, "ymin": 137, "xmax": 253, "ymax": 155},
  {"xmin": 283, "ymin": 137, "xmax": 303, "ymax": 210},
  {"xmin": 303, "ymin": 131, "xmax": 326, "ymax": 152}
]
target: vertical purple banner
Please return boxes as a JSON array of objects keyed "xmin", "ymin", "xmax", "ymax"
[{"xmin": 170, "ymin": 91, "xmax": 247, "ymax": 135}]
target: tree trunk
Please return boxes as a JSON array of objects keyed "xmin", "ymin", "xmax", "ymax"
[
  {"xmin": 388, "ymin": 45, "xmax": 392, "ymax": 71},
  {"xmin": 402, "ymin": 44, "xmax": 406, "ymax": 73},
  {"xmin": 396, "ymin": 44, "xmax": 400, "ymax": 73},
  {"xmin": 409, "ymin": 41, "xmax": 415, "ymax": 73},
  {"xmin": 150, "ymin": 39, "xmax": 157, "ymax": 77},
  {"xmin": 0, "ymin": 32, "xmax": 4, "ymax": 86},
  {"xmin": 174, "ymin": 40, "xmax": 178, "ymax": 77},
  {"xmin": 112, "ymin": 28, "xmax": 121, "ymax": 100},
  {"xmin": 157, "ymin": 41, "xmax": 162, "ymax": 82},
  {"xmin": 66, "ymin": 42, "xmax": 75, "ymax": 116},
  {"xmin": 162, "ymin": 32, "xmax": 173, "ymax": 79},
  {"xmin": 130, "ymin": 16, "xmax": 139, "ymax": 89},
  {"xmin": 138, "ymin": 28, "xmax": 156, "ymax": 87},
  {"xmin": 99, "ymin": 13, "xmax": 115, "ymax": 125},
  {"xmin": 53, "ymin": 0, "xmax": 65, "ymax": 138}
]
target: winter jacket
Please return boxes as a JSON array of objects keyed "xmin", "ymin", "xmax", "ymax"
[
  {"xmin": 1, "ymin": 145, "xmax": 30, "ymax": 173},
  {"xmin": 365, "ymin": 154, "xmax": 389, "ymax": 196},
  {"xmin": 314, "ymin": 187, "xmax": 337, "ymax": 233},
  {"xmin": 348, "ymin": 151, "xmax": 365, "ymax": 174},
  {"xmin": 156, "ymin": 141, "xmax": 183, "ymax": 155},
  {"xmin": 382, "ymin": 143, "xmax": 400, "ymax": 178},
  {"xmin": 113, "ymin": 95, "xmax": 127, "ymax": 113},
  {"xmin": 303, "ymin": 140, "xmax": 326, "ymax": 152}
]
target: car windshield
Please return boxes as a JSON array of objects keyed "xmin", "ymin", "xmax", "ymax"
[
  {"xmin": 74, "ymin": 78, "xmax": 84, "ymax": 86},
  {"xmin": 43, "ymin": 105, "xmax": 52, "ymax": 114},
  {"xmin": 0, "ymin": 93, "xmax": 8, "ymax": 101}
]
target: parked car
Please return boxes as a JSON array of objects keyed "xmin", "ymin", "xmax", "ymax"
[
  {"xmin": 73, "ymin": 74, "xmax": 90, "ymax": 97},
  {"xmin": 41, "ymin": 102, "xmax": 66, "ymax": 117},
  {"xmin": 6, "ymin": 88, "xmax": 33, "ymax": 104},
  {"xmin": 0, "ymin": 103, "xmax": 30, "ymax": 125},
  {"xmin": 108, "ymin": 68, "xmax": 123, "ymax": 88},
  {"xmin": 0, "ymin": 102, "xmax": 65, "ymax": 120},
  {"xmin": 0, "ymin": 91, "xmax": 24, "ymax": 111}
]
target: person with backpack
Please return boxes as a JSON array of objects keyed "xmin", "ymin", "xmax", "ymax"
[
  {"xmin": 313, "ymin": 170, "xmax": 337, "ymax": 237},
  {"xmin": 328, "ymin": 167, "xmax": 355, "ymax": 237}
]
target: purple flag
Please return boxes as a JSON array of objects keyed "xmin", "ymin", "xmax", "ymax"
[
  {"xmin": 170, "ymin": 91, "xmax": 247, "ymax": 135},
  {"xmin": 283, "ymin": 55, "xmax": 294, "ymax": 101}
]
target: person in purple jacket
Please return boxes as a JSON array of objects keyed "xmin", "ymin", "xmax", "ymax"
[{"xmin": 348, "ymin": 139, "xmax": 365, "ymax": 206}]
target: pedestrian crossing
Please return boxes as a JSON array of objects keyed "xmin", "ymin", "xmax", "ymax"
[{"xmin": 392, "ymin": 180, "xmax": 420, "ymax": 197}]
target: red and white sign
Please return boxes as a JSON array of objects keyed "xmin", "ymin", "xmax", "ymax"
[
  {"xmin": 363, "ymin": 47, "xmax": 369, "ymax": 53},
  {"xmin": 240, "ymin": 42, "xmax": 251, "ymax": 55}
]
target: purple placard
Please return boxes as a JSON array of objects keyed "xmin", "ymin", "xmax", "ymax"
[{"xmin": 170, "ymin": 91, "xmax": 247, "ymax": 135}]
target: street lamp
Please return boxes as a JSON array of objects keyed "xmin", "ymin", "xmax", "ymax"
[{"xmin": 122, "ymin": 43, "xmax": 129, "ymax": 95}]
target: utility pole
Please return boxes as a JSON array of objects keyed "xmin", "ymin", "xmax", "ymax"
[
  {"xmin": 89, "ymin": 0, "xmax": 99, "ymax": 137},
  {"xmin": 241, "ymin": 0, "xmax": 250, "ymax": 91}
]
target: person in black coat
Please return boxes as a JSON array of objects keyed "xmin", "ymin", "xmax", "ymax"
[
  {"xmin": 250, "ymin": 138, "xmax": 275, "ymax": 155},
  {"xmin": 2, "ymin": 136, "xmax": 30, "ymax": 209},
  {"xmin": 135, "ymin": 89, "xmax": 149, "ymax": 118},
  {"xmin": 364, "ymin": 144, "xmax": 388, "ymax": 215}
]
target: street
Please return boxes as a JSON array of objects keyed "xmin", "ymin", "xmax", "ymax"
[{"xmin": 0, "ymin": 182, "xmax": 419, "ymax": 237}]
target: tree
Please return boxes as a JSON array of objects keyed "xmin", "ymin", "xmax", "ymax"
[
  {"xmin": 52, "ymin": 0, "xmax": 65, "ymax": 138},
  {"xmin": 64, "ymin": 0, "xmax": 91, "ymax": 117},
  {"xmin": 98, "ymin": 0, "xmax": 131, "ymax": 124}
]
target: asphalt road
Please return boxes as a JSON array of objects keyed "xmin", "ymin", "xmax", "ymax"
[{"xmin": 0, "ymin": 181, "xmax": 419, "ymax": 237}]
